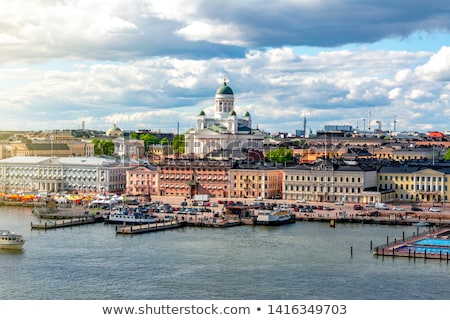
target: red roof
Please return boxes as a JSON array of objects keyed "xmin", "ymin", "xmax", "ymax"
[{"xmin": 427, "ymin": 131, "xmax": 444, "ymax": 138}]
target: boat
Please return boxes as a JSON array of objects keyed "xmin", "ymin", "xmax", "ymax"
[
  {"xmin": 104, "ymin": 210, "xmax": 158, "ymax": 225},
  {"xmin": 412, "ymin": 222, "xmax": 430, "ymax": 227},
  {"xmin": 0, "ymin": 230, "xmax": 25, "ymax": 250},
  {"xmin": 256, "ymin": 208, "xmax": 295, "ymax": 226}
]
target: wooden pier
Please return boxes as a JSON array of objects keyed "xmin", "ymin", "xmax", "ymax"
[
  {"xmin": 116, "ymin": 220, "xmax": 186, "ymax": 234},
  {"xmin": 31, "ymin": 216, "xmax": 100, "ymax": 230},
  {"xmin": 372, "ymin": 227, "xmax": 450, "ymax": 260}
]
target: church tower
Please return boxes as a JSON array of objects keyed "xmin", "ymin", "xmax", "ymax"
[{"xmin": 214, "ymin": 76, "xmax": 234, "ymax": 120}]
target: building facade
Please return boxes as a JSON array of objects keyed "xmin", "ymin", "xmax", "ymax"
[
  {"xmin": 230, "ymin": 166, "xmax": 281, "ymax": 199},
  {"xmin": 158, "ymin": 159, "xmax": 231, "ymax": 198},
  {"xmin": 378, "ymin": 164, "xmax": 450, "ymax": 204},
  {"xmin": 0, "ymin": 156, "xmax": 131, "ymax": 194},
  {"xmin": 126, "ymin": 166, "xmax": 158, "ymax": 199},
  {"xmin": 282, "ymin": 159, "xmax": 379, "ymax": 204}
]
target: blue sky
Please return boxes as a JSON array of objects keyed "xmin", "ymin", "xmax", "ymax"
[{"xmin": 1, "ymin": 0, "xmax": 450, "ymax": 135}]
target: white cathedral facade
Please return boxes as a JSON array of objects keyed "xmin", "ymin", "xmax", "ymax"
[{"xmin": 184, "ymin": 79, "xmax": 264, "ymax": 158}]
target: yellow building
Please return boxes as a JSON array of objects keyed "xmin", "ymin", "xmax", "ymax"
[
  {"xmin": 230, "ymin": 166, "xmax": 281, "ymax": 199},
  {"xmin": 378, "ymin": 165, "xmax": 449, "ymax": 204}
]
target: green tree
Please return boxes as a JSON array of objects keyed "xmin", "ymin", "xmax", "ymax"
[
  {"xmin": 266, "ymin": 146, "xmax": 293, "ymax": 164},
  {"xmin": 92, "ymin": 139, "xmax": 115, "ymax": 156},
  {"xmin": 172, "ymin": 134, "xmax": 185, "ymax": 154},
  {"xmin": 444, "ymin": 148, "xmax": 450, "ymax": 160},
  {"xmin": 160, "ymin": 137, "xmax": 170, "ymax": 145},
  {"xmin": 141, "ymin": 133, "xmax": 159, "ymax": 146}
]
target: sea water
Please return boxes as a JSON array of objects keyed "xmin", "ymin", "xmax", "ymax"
[{"xmin": 0, "ymin": 206, "xmax": 449, "ymax": 300}]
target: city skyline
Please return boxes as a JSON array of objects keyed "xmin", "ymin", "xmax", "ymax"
[{"xmin": 1, "ymin": 1, "xmax": 450, "ymax": 134}]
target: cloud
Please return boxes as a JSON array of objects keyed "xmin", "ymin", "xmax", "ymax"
[
  {"xmin": 415, "ymin": 46, "xmax": 450, "ymax": 81},
  {"xmin": 1, "ymin": 0, "xmax": 450, "ymax": 63}
]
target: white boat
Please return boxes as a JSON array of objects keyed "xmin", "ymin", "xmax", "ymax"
[
  {"xmin": 412, "ymin": 222, "xmax": 430, "ymax": 227},
  {"xmin": 256, "ymin": 209, "xmax": 295, "ymax": 226},
  {"xmin": 0, "ymin": 230, "xmax": 25, "ymax": 250},
  {"xmin": 104, "ymin": 211, "xmax": 158, "ymax": 224}
]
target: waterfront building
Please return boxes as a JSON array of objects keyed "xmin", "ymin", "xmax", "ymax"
[
  {"xmin": 184, "ymin": 78, "xmax": 265, "ymax": 158},
  {"xmin": 126, "ymin": 165, "xmax": 158, "ymax": 199},
  {"xmin": 378, "ymin": 162, "xmax": 450, "ymax": 204},
  {"xmin": 230, "ymin": 165, "xmax": 281, "ymax": 199},
  {"xmin": 0, "ymin": 156, "xmax": 132, "ymax": 194},
  {"xmin": 158, "ymin": 159, "xmax": 231, "ymax": 198},
  {"xmin": 282, "ymin": 158, "xmax": 380, "ymax": 204}
]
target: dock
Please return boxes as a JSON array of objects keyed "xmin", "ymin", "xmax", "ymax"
[
  {"xmin": 31, "ymin": 216, "xmax": 100, "ymax": 230},
  {"xmin": 116, "ymin": 220, "xmax": 186, "ymax": 234},
  {"xmin": 372, "ymin": 227, "xmax": 450, "ymax": 260}
]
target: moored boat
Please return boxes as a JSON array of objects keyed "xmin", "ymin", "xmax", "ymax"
[
  {"xmin": 0, "ymin": 230, "xmax": 25, "ymax": 250},
  {"xmin": 412, "ymin": 221, "xmax": 430, "ymax": 227},
  {"xmin": 256, "ymin": 209, "xmax": 295, "ymax": 226},
  {"xmin": 104, "ymin": 210, "xmax": 158, "ymax": 224}
]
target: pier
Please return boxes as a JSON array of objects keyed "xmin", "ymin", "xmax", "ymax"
[
  {"xmin": 31, "ymin": 216, "xmax": 101, "ymax": 230},
  {"xmin": 116, "ymin": 220, "xmax": 186, "ymax": 234},
  {"xmin": 372, "ymin": 227, "xmax": 450, "ymax": 260}
]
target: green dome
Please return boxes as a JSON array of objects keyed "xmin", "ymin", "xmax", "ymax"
[
  {"xmin": 216, "ymin": 81, "xmax": 234, "ymax": 95},
  {"xmin": 229, "ymin": 110, "xmax": 237, "ymax": 116},
  {"xmin": 198, "ymin": 110, "xmax": 206, "ymax": 116},
  {"xmin": 244, "ymin": 111, "xmax": 251, "ymax": 117}
]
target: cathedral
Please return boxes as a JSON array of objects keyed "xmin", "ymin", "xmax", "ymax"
[{"xmin": 184, "ymin": 78, "xmax": 265, "ymax": 158}]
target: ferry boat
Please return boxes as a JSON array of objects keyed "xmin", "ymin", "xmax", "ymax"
[
  {"xmin": 0, "ymin": 230, "xmax": 25, "ymax": 250},
  {"xmin": 104, "ymin": 211, "xmax": 158, "ymax": 224},
  {"xmin": 256, "ymin": 209, "xmax": 295, "ymax": 226}
]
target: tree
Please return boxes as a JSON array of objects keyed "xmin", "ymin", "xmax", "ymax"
[
  {"xmin": 444, "ymin": 148, "xmax": 450, "ymax": 160},
  {"xmin": 141, "ymin": 133, "xmax": 159, "ymax": 146},
  {"xmin": 160, "ymin": 137, "xmax": 170, "ymax": 145},
  {"xmin": 266, "ymin": 146, "xmax": 293, "ymax": 164},
  {"xmin": 172, "ymin": 134, "xmax": 185, "ymax": 154},
  {"xmin": 92, "ymin": 138, "xmax": 115, "ymax": 156}
]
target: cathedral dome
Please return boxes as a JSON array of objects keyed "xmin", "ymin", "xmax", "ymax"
[{"xmin": 216, "ymin": 80, "xmax": 233, "ymax": 95}]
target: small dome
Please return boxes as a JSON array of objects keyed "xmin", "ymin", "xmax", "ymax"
[
  {"xmin": 198, "ymin": 110, "xmax": 206, "ymax": 116},
  {"xmin": 229, "ymin": 110, "xmax": 237, "ymax": 116},
  {"xmin": 244, "ymin": 111, "xmax": 251, "ymax": 117}
]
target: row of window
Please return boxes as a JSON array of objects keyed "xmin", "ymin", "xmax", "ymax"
[
  {"xmin": 380, "ymin": 184, "xmax": 448, "ymax": 191},
  {"xmin": 285, "ymin": 175, "xmax": 362, "ymax": 183},
  {"xmin": 380, "ymin": 175, "xmax": 447, "ymax": 182},
  {"xmin": 284, "ymin": 185, "xmax": 361, "ymax": 194}
]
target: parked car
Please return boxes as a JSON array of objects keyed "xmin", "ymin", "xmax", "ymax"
[
  {"xmin": 429, "ymin": 207, "xmax": 441, "ymax": 212},
  {"xmin": 368, "ymin": 210, "xmax": 380, "ymax": 217},
  {"xmin": 411, "ymin": 207, "xmax": 423, "ymax": 211},
  {"xmin": 353, "ymin": 204, "xmax": 363, "ymax": 210},
  {"xmin": 334, "ymin": 201, "xmax": 344, "ymax": 205},
  {"xmin": 392, "ymin": 206, "xmax": 405, "ymax": 211},
  {"xmin": 296, "ymin": 199, "xmax": 306, "ymax": 203}
]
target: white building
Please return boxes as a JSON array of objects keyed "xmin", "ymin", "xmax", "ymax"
[
  {"xmin": 0, "ymin": 156, "xmax": 133, "ymax": 194},
  {"xmin": 184, "ymin": 78, "xmax": 264, "ymax": 158}
]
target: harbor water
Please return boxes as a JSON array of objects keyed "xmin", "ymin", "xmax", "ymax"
[{"xmin": 1, "ymin": 206, "xmax": 450, "ymax": 300}]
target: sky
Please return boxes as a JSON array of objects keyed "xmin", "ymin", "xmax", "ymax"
[{"xmin": 1, "ymin": 0, "xmax": 450, "ymax": 135}]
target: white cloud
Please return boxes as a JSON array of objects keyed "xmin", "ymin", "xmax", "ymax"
[{"xmin": 416, "ymin": 46, "xmax": 450, "ymax": 81}]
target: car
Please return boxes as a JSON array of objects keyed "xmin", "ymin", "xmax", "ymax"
[
  {"xmin": 368, "ymin": 210, "xmax": 380, "ymax": 217},
  {"xmin": 411, "ymin": 207, "xmax": 423, "ymax": 212},
  {"xmin": 392, "ymin": 206, "xmax": 405, "ymax": 211},
  {"xmin": 180, "ymin": 201, "xmax": 187, "ymax": 207},
  {"xmin": 296, "ymin": 199, "xmax": 306, "ymax": 203},
  {"xmin": 429, "ymin": 207, "xmax": 441, "ymax": 212},
  {"xmin": 353, "ymin": 204, "xmax": 363, "ymax": 210},
  {"xmin": 334, "ymin": 201, "xmax": 344, "ymax": 205}
]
